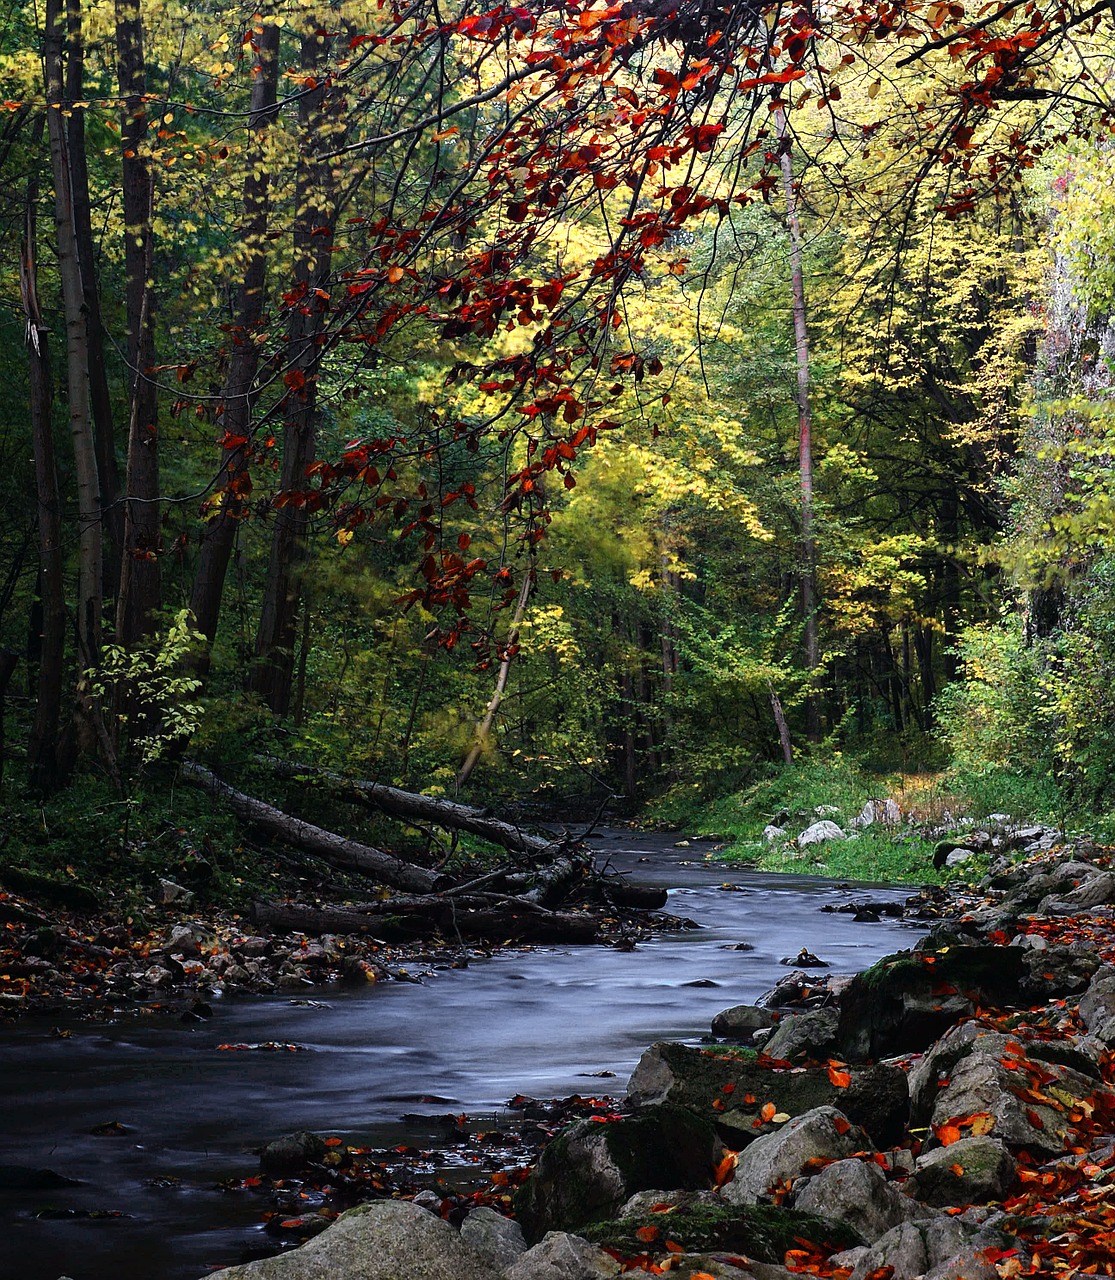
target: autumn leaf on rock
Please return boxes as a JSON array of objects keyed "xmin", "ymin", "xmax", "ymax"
[
  {"xmin": 635, "ymin": 1225, "xmax": 660, "ymax": 1243},
  {"xmin": 828, "ymin": 1062, "xmax": 852, "ymax": 1088}
]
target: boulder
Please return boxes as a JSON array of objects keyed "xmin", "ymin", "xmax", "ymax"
[
  {"xmin": 514, "ymin": 1104, "xmax": 719, "ymax": 1240},
  {"xmin": 199, "ymin": 1200, "xmax": 494, "ymax": 1280},
  {"xmin": 582, "ymin": 1199, "xmax": 862, "ymax": 1262},
  {"xmin": 848, "ymin": 1216, "xmax": 986, "ymax": 1280},
  {"xmin": 1037, "ymin": 871, "xmax": 1115, "ymax": 914},
  {"xmin": 722, "ymin": 1107, "xmax": 870, "ymax": 1205},
  {"xmin": 1021, "ymin": 946, "xmax": 1100, "ymax": 1000},
  {"xmin": 1079, "ymin": 965, "xmax": 1115, "ymax": 1031},
  {"xmin": 502, "ymin": 1231, "xmax": 619, "ymax": 1280},
  {"xmin": 761, "ymin": 826, "xmax": 787, "ymax": 845},
  {"xmin": 798, "ymin": 821, "xmax": 846, "ymax": 847},
  {"xmin": 836, "ymin": 946, "xmax": 1028, "ymax": 1061},
  {"xmin": 852, "ymin": 799, "xmax": 902, "ymax": 829},
  {"xmin": 792, "ymin": 1157, "xmax": 920, "ymax": 1242},
  {"xmin": 711, "ymin": 1005, "xmax": 776, "ymax": 1041},
  {"xmin": 627, "ymin": 1043, "xmax": 908, "ymax": 1148},
  {"xmin": 909, "ymin": 1136, "xmax": 1015, "ymax": 1207},
  {"xmin": 259, "ymin": 1131, "xmax": 327, "ymax": 1178},
  {"xmin": 459, "ymin": 1206, "xmax": 526, "ymax": 1270},
  {"xmin": 761, "ymin": 1009, "xmax": 839, "ymax": 1063}
]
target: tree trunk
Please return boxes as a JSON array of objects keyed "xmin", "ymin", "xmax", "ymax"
[
  {"xmin": 46, "ymin": 0, "xmax": 102, "ymax": 682},
  {"xmin": 252, "ymin": 24, "xmax": 346, "ymax": 713},
  {"xmin": 777, "ymin": 105, "xmax": 820, "ymax": 744},
  {"xmin": 114, "ymin": 0, "xmax": 162, "ymax": 646},
  {"xmin": 769, "ymin": 684, "xmax": 794, "ymax": 765},
  {"xmin": 251, "ymin": 898, "xmax": 598, "ymax": 945},
  {"xmin": 178, "ymin": 762, "xmax": 439, "ymax": 892},
  {"xmin": 64, "ymin": 0, "xmax": 122, "ymax": 592},
  {"xmin": 457, "ymin": 568, "xmax": 533, "ymax": 790},
  {"xmin": 20, "ymin": 127, "xmax": 67, "ymax": 792},
  {"xmin": 189, "ymin": 13, "xmax": 280, "ymax": 655},
  {"xmin": 0, "ymin": 650, "xmax": 18, "ymax": 792},
  {"xmin": 262, "ymin": 757, "xmax": 557, "ymax": 858}
]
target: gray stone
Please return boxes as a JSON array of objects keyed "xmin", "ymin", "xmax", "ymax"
[
  {"xmin": 944, "ymin": 848, "xmax": 978, "ymax": 868},
  {"xmin": 762, "ymin": 1008, "xmax": 839, "ymax": 1063},
  {"xmin": 260, "ymin": 1131, "xmax": 327, "ymax": 1178},
  {"xmin": 1022, "ymin": 946, "xmax": 1099, "ymax": 999},
  {"xmin": 793, "ymin": 1158, "xmax": 920, "ymax": 1243},
  {"xmin": 628, "ymin": 1042, "xmax": 909, "ymax": 1148},
  {"xmin": 460, "ymin": 1206, "xmax": 526, "ymax": 1270},
  {"xmin": 910, "ymin": 1136, "xmax": 1015, "ymax": 1206},
  {"xmin": 722, "ymin": 1107, "xmax": 870, "ymax": 1205},
  {"xmin": 1079, "ymin": 965, "xmax": 1115, "ymax": 1031},
  {"xmin": 852, "ymin": 799, "xmax": 902, "ymax": 829},
  {"xmin": 514, "ymin": 1105, "xmax": 719, "ymax": 1240},
  {"xmin": 798, "ymin": 821, "xmax": 846, "ymax": 847},
  {"xmin": 166, "ymin": 924, "xmax": 204, "ymax": 956},
  {"xmin": 922, "ymin": 1249, "xmax": 1000, "ymax": 1280},
  {"xmin": 200, "ymin": 1199, "xmax": 494, "ymax": 1280},
  {"xmin": 618, "ymin": 1189, "xmax": 721, "ymax": 1217},
  {"xmin": 762, "ymin": 826, "xmax": 787, "ymax": 845},
  {"xmin": 848, "ymin": 1221, "xmax": 927, "ymax": 1280},
  {"xmin": 1038, "ymin": 871, "xmax": 1115, "ymax": 913},
  {"xmin": 503, "ymin": 1231, "xmax": 620, "ymax": 1280},
  {"xmin": 158, "ymin": 878, "xmax": 192, "ymax": 906},
  {"xmin": 711, "ymin": 1005, "xmax": 776, "ymax": 1040}
]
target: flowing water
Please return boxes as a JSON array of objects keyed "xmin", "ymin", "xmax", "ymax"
[{"xmin": 0, "ymin": 832, "xmax": 926, "ymax": 1280}]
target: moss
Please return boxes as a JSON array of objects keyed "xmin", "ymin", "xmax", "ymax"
[{"xmin": 582, "ymin": 1202, "xmax": 863, "ymax": 1263}]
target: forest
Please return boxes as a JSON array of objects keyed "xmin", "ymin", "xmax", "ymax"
[{"xmin": 1, "ymin": 0, "xmax": 1114, "ymax": 888}]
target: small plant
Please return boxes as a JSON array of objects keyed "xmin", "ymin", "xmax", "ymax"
[{"xmin": 88, "ymin": 610, "xmax": 207, "ymax": 776}]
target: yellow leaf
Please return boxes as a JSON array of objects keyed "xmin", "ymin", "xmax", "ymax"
[{"xmin": 337, "ymin": 529, "xmax": 353, "ymax": 547}]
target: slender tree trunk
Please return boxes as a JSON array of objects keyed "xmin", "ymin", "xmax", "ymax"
[
  {"xmin": 252, "ymin": 24, "xmax": 346, "ymax": 713},
  {"xmin": 769, "ymin": 685, "xmax": 793, "ymax": 765},
  {"xmin": 114, "ymin": 0, "xmax": 162, "ymax": 645},
  {"xmin": 189, "ymin": 13, "xmax": 280, "ymax": 655},
  {"xmin": 46, "ymin": 0, "xmax": 103, "ymax": 683},
  {"xmin": 457, "ymin": 569, "xmax": 533, "ymax": 790},
  {"xmin": 64, "ymin": 0, "xmax": 122, "ymax": 591},
  {"xmin": 777, "ymin": 106, "xmax": 820, "ymax": 744},
  {"xmin": 20, "ymin": 125, "xmax": 66, "ymax": 791}
]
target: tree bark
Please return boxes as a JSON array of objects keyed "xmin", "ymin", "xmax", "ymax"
[
  {"xmin": 46, "ymin": 0, "xmax": 103, "ymax": 682},
  {"xmin": 261, "ymin": 756, "xmax": 558, "ymax": 858},
  {"xmin": 769, "ymin": 684, "xmax": 794, "ymax": 765},
  {"xmin": 64, "ymin": 0, "xmax": 122, "ymax": 591},
  {"xmin": 252, "ymin": 23, "xmax": 347, "ymax": 713},
  {"xmin": 0, "ymin": 651, "xmax": 18, "ymax": 792},
  {"xmin": 114, "ymin": 0, "xmax": 162, "ymax": 646},
  {"xmin": 178, "ymin": 762, "xmax": 439, "ymax": 893},
  {"xmin": 457, "ymin": 568, "xmax": 533, "ymax": 789},
  {"xmin": 189, "ymin": 13, "xmax": 281, "ymax": 655},
  {"xmin": 20, "ymin": 125, "xmax": 66, "ymax": 792},
  {"xmin": 777, "ymin": 105, "xmax": 820, "ymax": 744},
  {"xmin": 250, "ymin": 898, "xmax": 598, "ymax": 945}
]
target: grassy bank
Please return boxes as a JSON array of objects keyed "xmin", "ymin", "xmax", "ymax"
[{"xmin": 647, "ymin": 755, "xmax": 1066, "ymax": 885}]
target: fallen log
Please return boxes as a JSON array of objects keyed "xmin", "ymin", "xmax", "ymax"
[
  {"xmin": 259, "ymin": 757, "xmax": 559, "ymax": 859},
  {"xmin": 178, "ymin": 763, "xmax": 439, "ymax": 894},
  {"xmin": 251, "ymin": 898, "xmax": 598, "ymax": 945}
]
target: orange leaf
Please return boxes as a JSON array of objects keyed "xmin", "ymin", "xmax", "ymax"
[
  {"xmin": 635, "ymin": 1225, "xmax": 660, "ymax": 1243},
  {"xmin": 714, "ymin": 1152, "xmax": 738, "ymax": 1186},
  {"xmin": 828, "ymin": 1064, "xmax": 852, "ymax": 1089},
  {"xmin": 323, "ymin": 1137, "xmax": 343, "ymax": 1147},
  {"xmin": 761, "ymin": 1102, "xmax": 777, "ymax": 1122},
  {"xmin": 832, "ymin": 1115, "xmax": 851, "ymax": 1136},
  {"xmin": 950, "ymin": 1163, "xmax": 965, "ymax": 1176},
  {"xmin": 387, "ymin": 266, "xmax": 404, "ymax": 284},
  {"xmin": 936, "ymin": 1124, "xmax": 962, "ymax": 1146}
]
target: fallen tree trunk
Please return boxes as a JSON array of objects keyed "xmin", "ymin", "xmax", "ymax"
[
  {"xmin": 261, "ymin": 757, "xmax": 559, "ymax": 859},
  {"xmin": 251, "ymin": 897, "xmax": 598, "ymax": 945},
  {"xmin": 178, "ymin": 762, "xmax": 439, "ymax": 894}
]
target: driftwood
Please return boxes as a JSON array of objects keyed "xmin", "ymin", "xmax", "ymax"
[
  {"xmin": 179, "ymin": 762, "xmax": 439, "ymax": 894},
  {"xmin": 259, "ymin": 757, "xmax": 559, "ymax": 859},
  {"xmin": 251, "ymin": 897, "xmax": 598, "ymax": 945}
]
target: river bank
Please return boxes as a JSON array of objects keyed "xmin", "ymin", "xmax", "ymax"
[{"xmin": 191, "ymin": 834, "xmax": 1115, "ymax": 1280}]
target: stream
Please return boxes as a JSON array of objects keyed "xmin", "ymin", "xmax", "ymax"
[{"xmin": 0, "ymin": 831, "xmax": 927, "ymax": 1280}]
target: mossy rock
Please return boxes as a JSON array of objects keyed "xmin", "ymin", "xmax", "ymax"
[
  {"xmin": 582, "ymin": 1202, "xmax": 863, "ymax": 1264},
  {"xmin": 514, "ymin": 1104, "xmax": 719, "ymax": 1242},
  {"xmin": 627, "ymin": 1041, "xmax": 909, "ymax": 1148},
  {"xmin": 837, "ymin": 945, "xmax": 1028, "ymax": 1061}
]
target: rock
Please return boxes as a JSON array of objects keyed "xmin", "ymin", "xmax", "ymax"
[
  {"xmin": 503, "ymin": 1231, "xmax": 620, "ymax": 1280},
  {"xmin": 0, "ymin": 1164, "xmax": 82, "ymax": 1190},
  {"xmin": 1079, "ymin": 965, "xmax": 1115, "ymax": 1031},
  {"xmin": 848, "ymin": 1220, "xmax": 927, "ymax": 1280},
  {"xmin": 761, "ymin": 1008, "xmax": 839, "ymax": 1063},
  {"xmin": 514, "ymin": 1104, "xmax": 719, "ymax": 1240},
  {"xmin": 779, "ymin": 949, "xmax": 828, "ymax": 969},
  {"xmin": 199, "ymin": 1199, "xmax": 493, "ymax": 1280},
  {"xmin": 944, "ymin": 848, "xmax": 978, "ymax": 868},
  {"xmin": 627, "ymin": 1042, "xmax": 909, "ymax": 1148},
  {"xmin": 921, "ymin": 1248, "xmax": 1000, "ymax": 1280},
  {"xmin": 722, "ymin": 1107, "xmax": 871, "ymax": 1205},
  {"xmin": 618, "ymin": 1189, "xmax": 722, "ymax": 1217},
  {"xmin": 166, "ymin": 924, "xmax": 204, "ymax": 956},
  {"xmin": 711, "ymin": 1005, "xmax": 776, "ymax": 1041},
  {"xmin": 158, "ymin": 878, "xmax": 192, "ymax": 906},
  {"xmin": 909, "ymin": 1136, "xmax": 1015, "ymax": 1207},
  {"xmin": 459, "ymin": 1206, "xmax": 526, "ymax": 1269},
  {"xmin": 761, "ymin": 826, "xmax": 787, "ymax": 845},
  {"xmin": 259, "ymin": 1131, "xmax": 327, "ymax": 1178},
  {"xmin": 1038, "ymin": 871, "xmax": 1115, "ymax": 914},
  {"xmin": 1021, "ymin": 945, "xmax": 1100, "ymax": 999},
  {"xmin": 584, "ymin": 1200, "xmax": 862, "ymax": 1263},
  {"xmin": 836, "ymin": 946, "xmax": 1028, "ymax": 1061},
  {"xmin": 142, "ymin": 965, "xmax": 175, "ymax": 988},
  {"xmin": 792, "ymin": 1158, "xmax": 920, "ymax": 1242},
  {"xmin": 852, "ymin": 800, "xmax": 902, "ymax": 829},
  {"xmin": 798, "ymin": 822, "xmax": 846, "ymax": 847},
  {"xmin": 815, "ymin": 805, "xmax": 842, "ymax": 816}
]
